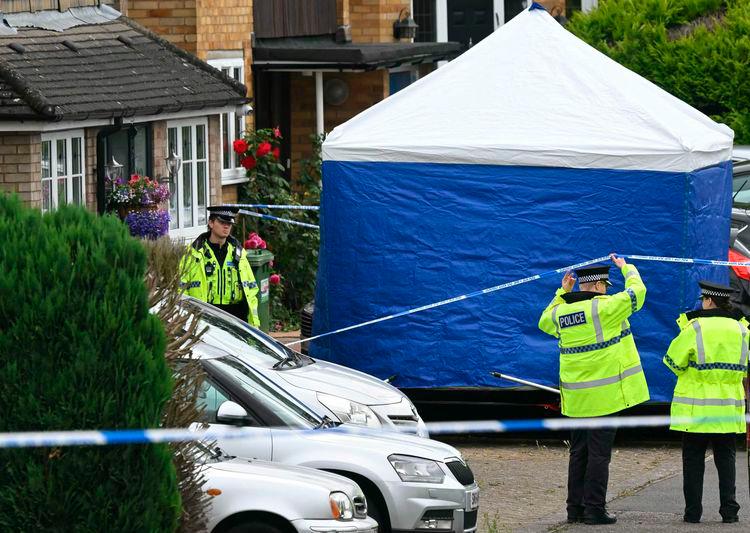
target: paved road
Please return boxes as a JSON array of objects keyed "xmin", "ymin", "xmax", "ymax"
[{"xmin": 555, "ymin": 451, "xmax": 750, "ymax": 532}]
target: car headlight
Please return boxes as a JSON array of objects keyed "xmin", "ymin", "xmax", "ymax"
[
  {"xmin": 317, "ymin": 393, "xmax": 382, "ymax": 428},
  {"xmin": 329, "ymin": 491, "xmax": 354, "ymax": 520},
  {"xmin": 388, "ymin": 454, "xmax": 445, "ymax": 484}
]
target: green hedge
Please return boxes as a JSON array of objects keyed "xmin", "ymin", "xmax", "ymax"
[
  {"xmin": 568, "ymin": 0, "xmax": 750, "ymax": 143},
  {"xmin": 0, "ymin": 196, "xmax": 179, "ymax": 531}
]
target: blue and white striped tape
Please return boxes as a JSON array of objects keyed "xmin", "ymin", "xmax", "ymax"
[
  {"xmin": 227, "ymin": 203, "xmax": 319, "ymax": 211},
  {"xmin": 285, "ymin": 254, "xmax": 749, "ymax": 347},
  {"xmin": 239, "ymin": 209, "xmax": 320, "ymax": 230},
  {"xmin": 0, "ymin": 414, "xmax": 747, "ymax": 448}
]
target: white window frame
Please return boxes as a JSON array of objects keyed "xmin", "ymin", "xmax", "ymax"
[
  {"xmin": 40, "ymin": 129, "xmax": 85, "ymax": 213},
  {"xmin": 167, "ymin": 118, "xmax": 210, "ymax": 241},
  {"xmin": 208, "ymin": 57, "xmax": 248, "ymax": 185}
]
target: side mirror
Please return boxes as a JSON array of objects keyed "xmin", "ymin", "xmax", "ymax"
[
  {"xmin": 216, "ymin": 401, "xmax": 251, "ymax": 425},
  {"xmin": 731, "ymin": 225, "xmax": 747, "ymax": 248}
]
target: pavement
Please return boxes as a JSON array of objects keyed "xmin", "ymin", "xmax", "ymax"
[{"xmin": 553, "ymin": 451, "xmax": 749, "ymax": 532}]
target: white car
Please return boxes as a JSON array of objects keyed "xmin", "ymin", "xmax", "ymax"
[
  {"xmin": 192, "ymin": 342, "xmax": 479, "ymax": 533},
  {"xmin": 200, "ymin": 444, "xmax": 378, "ymax": 533},
  {"xmin": 184, "ymin": 297, "xmax": 428, "ymax": 437}
]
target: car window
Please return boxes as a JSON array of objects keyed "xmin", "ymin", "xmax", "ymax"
[
  {"xmin": 734, "ymin": 172, "xmax": 750, "ymax": 207},
  {"xmin": 210, "ymin": 356, "xmax": 319, "ymax": 430},
  {"xmin": 196, "ymin": 378, "xmax": 232, "ymax": 424},
  {"xmin": 197, "ymin": 308, "xmax": 287, "ymax": 365}
]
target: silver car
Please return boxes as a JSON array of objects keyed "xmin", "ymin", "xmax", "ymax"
[
  {"xmin": 200, "ymin": 444, "xmax": 378, "ymax": 533},
  {"xmin": 192, "ymin": 343, "xmax": 479, "ymax": 533},
  {"xmin": 184, "ymin": 297, "xmax": 428, "ymax": 437}
]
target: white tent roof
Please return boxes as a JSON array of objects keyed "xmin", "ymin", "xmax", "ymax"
[{"xmin": 323, "ymin": 4, "xmax": 733, "ymax": 172}]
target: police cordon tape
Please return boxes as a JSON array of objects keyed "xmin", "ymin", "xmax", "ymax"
[
  {"xmin": 284, "ymin": 253, "xmax": 750, "ymax": 348},
  {"xmin": 226, "ymin": 203, "xmax": 319, "ymax": 211},
  {"xmin": 1, "ymin": 414, "xmax": 748, "ymax": 449},
  {"xmin": 238, "ymin": 209, "xmax": 320, "ymax": 230}
]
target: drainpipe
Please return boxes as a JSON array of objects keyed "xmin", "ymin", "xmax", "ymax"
[
  {"xmin": 96, "ymin": 117, "xmax": 123, "ymax": 214},
  {"xmin": 315, "ymin": 71, "xmax": 324, "ymax": 136}
]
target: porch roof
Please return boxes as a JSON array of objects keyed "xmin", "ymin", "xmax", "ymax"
[
  {"xmin": 0, "ymin": 7, "xmax": 248, "ymax": 122},
  {"xmin": 252, "ymin": 36, "xmax": 461, "ymax": 71}
]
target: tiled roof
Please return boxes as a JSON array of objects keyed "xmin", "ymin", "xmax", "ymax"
[{"xmin": 0, "ymin": 13, "xmax": 248, "ymax": 121}]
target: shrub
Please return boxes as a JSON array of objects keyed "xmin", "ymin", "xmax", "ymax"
[
  {"xmin": 0, "ymin": 195, "xmax": 179, "ymax": 531},
  {"xmin": 568, "ymin": 0, "xmax": 750, "ymax": 142}
]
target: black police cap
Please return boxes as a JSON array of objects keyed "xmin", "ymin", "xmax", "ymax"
[
  {"xmin": 207, "ymin": 205, "xmax": 239, "ymax": 224},
  {"xmin": 698, "ymin": 280, "xmax": 736, "ymax": 300},
  {"xmin": 574, "ymin": 265, "xmax": 612, "ymax": 286}
]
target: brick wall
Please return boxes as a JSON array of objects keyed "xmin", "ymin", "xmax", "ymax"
[
  {"xmin": 84, "ymin": 127, "xmax": 99, "ymax": 211},
  {"xmin": 349, "ymin": 0, "xmax": 409, "ymax": 43},
  {"xmin": 125, "ymin": 0, "xmax": 199, "ymax": 54},
  {"xmin": 290, "ymin": 70, "xmax": 387, "ymax": 180},
  {"xmin": 0, "ymin": 133, "xmax": 42, "ymax": 208}
]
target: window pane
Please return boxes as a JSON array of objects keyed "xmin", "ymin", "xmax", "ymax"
[
  {"xmin": 196, "ymin": 124, "xmax": 206, "ymax": 159},
  {"xmin": 182, "ymin": 126, "xmax": 193, "ymax": 160},
  {"xmin": 57, "ymin": 177, "xmax": 68, "ymax": 206},
  {"xmin": 41, "ymin": 141, "xmax": 51, "ymax": 179},
  {"xmin": 197, "ymin": 379, "xmax": 230, "ymax": 423},
  {"xmin": 72, "ymin": 175, "xmax": 83, "ymax": 205},
  {"xmin": 42, "ymin": 179, "xmax": 52, "ymax": 212},
  {"xmin": 234, "ymin": 113, "xmax": 244, "ymax": 167},
  {"xmin": 168, "ymin": 127, "xmax": 178, "ymax": 156},
  {"xmin": 182, "ymin": 163, "xmax": 193, "ymax": 227},
  {"xmin": 71, "ymin": 137, "xmax": 81, "ymax": 175},
  {"xmin": 56, "ymin": 139, "xmax": 67, "ymax": 177},
  {"xmin": 169, "ymin": 175, "xmax": 179, "ymax": 230},
  {"xmin": 233, "ymin": 67, "xmax": 242, "ymax": 81},
  {"xmin": 221, "ymin": 67, "xmax": 230, "ymax": 76},
  {"xmin": 222, "ymin": 113, "xmax": 230, "ymax": 170},
  {"xmin": 133, "ymin": 126, "xmax": 148, "ymax": 176},
  {"xmin": 197, "ymin": 161, "xmax": 207, "ymax": 225}
]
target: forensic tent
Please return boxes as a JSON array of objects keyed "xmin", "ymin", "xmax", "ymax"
[{"xmin": 312, "ymin": 3, "xmax": 734, "ymax": 402}]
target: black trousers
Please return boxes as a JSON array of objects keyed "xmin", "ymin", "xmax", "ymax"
[
  {"xmin": 567, "ymin": 427, "xmax": 618, "ymax": 516},
  {"xmin": 682, "ymin": 432, "xmax": 740, "ymax": 521}
]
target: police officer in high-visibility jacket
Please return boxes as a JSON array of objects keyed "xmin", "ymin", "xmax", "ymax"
[
  {"xmin": 664, "ymin": 281, "xmax": 748, "ymax": 524},
  {"xmin": 180, "ymin": 206, "xmax": 260, "ymax": 327},
  {"xmin": 539, "ymin": 254, "xmax": 650, "ymax": 525}
]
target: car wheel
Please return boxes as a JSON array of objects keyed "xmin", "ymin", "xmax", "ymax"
[
  {"xmin": 361, "ymin": 485, "xmax": 391, "ymax": 533},
  {"xmin": 224, "ymin": 522, "xmax": 288, "ymax": 533}
]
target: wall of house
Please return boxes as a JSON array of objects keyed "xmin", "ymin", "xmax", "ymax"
[
  {"xmin": 348, "ymin": 0, "xmax": 410, "ymax": 43},
  {"xmin": 0, "ymin": 133, "xmax": 42, "ymax": 209},
  {"xmin": 84, "ymin": 127, "xmax": 99, "ymax": 211},
  {"xmin": 289, "ymin": 70, "xmax": 388, "ymax": 180},
  {"xmin": 125, "ymin": 0, "xmax": 199, "ymax": 54}
]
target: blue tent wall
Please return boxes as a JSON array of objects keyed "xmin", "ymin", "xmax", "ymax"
[{"xmin": 312, "ymin": 160, "xmax": 733, "ymax": 402}]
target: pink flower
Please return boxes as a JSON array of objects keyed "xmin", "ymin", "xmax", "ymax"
[
  {"xmin": 273, "ymin": 127, "xmax": 281, "ymax": 138},
  {"xmin": 269, "ymin": 260, "xmax": 274, "ymax": 268},
  {"xmin": 256, "ymin": 141, "xmax": 272, "ymax": 158},
  {"xmin": 233, "ymin": 139, "xmax": 248, "ymax": 154},
  {"xmin": 269, "ymin": 274, "xmax": 281, "ymax": 285}
]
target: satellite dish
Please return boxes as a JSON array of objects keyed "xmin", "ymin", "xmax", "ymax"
[{"xmin": 324, "ymin": 78, "xmax": 349, "ymax": 106}]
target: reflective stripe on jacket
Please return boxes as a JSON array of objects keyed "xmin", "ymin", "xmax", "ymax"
[
  {"xmin": 538, "ymin": 264, "xmax": 650, "ymax": 417},
  {"xmin": 179, "ymin": 232, "xmax": 260, "ymax": 327},
  {"xmin": 664, "ymin": 309, "xmax": 748, "ymax": 433}
]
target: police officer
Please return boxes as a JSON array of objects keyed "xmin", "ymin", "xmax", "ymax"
[
  {"xmin": 664, "ymin": 281, "xmax": 748, "ymax": 524},
  {"xmin": 180, "ymin": 206, "xmax": 260, "ymax": 327},
  {"xmin": 539, "ymin": 254, "xmax": 650, "ymax": 525}
]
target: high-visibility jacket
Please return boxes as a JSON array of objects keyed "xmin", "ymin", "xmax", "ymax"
[
  {"xmin": 538, "ymin": 264, "xmax": 650, "ymax": 417},
  {"xmin": 179, "ymin": 232, "xmax": 260, "ymax": 327},
  {"xmin": 664, "ymin": 309, "xmax": 749, "ymax": 433}
]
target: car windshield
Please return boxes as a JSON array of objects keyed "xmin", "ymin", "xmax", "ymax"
[
  {"xmin": 733, "ymin": 170, "xmax": 750, "ymax": 207},
  {"xmin": 210, "ymin": 356, "xmax": 319, "ymax": 430},
  {"xmin": 184, "ymin": 299, "xmax": 309, "ymax": 369}
]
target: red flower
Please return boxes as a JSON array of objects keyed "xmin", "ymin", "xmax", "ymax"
[
  {"xmin": 233, "ymin": 139, "xmax": 249, "ymax": 154},
  {"xmin": 271, "ymin": 147, "xmax": 280, "ymax": 160},
  {"xmin": 244, "ymin": 239, "xmax": 254, "ymax": 250},
  {"xmin": 129, "ymin": 174, "xmax": 140, "ymax": 185},
  {"xmin": 256, "ymin": 141, "xmax": 272, "ymax": 158},
  {"xmin": 240, "ymin": 155, "xmax": 256, "ymax": 170},
  {"xmin": 269, "ymin": 274, "xmax": 281, "ymax": 285},
  {"xmin": 273, "ymin": 127, "xmax": 281, "ymax": 138}
]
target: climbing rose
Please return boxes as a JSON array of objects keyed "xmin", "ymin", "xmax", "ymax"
[
  {"xmin": 272, "ymin": 147, "xmax": 280, "ymax": 160},
  {"xmin": 233, "ymin": 139, "xmax": 248, "ymax": 154},
  {"xmin": 273, "ymin": 127, "xmax": 281, "ymax": 138},
  {"xmin": 240, "ymin": 155, "xmax": 256, "ymax": 170},
  {"xmin": 256, "ymin": 141, "xmax": 272, "ymax": 157},
  {"xmin": 269, "ymin": 274, "xmax": 281, "ymax": 285}
]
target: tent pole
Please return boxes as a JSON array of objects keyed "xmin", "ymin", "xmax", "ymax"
[{"xmin": 315, "ymin": 71, "xmax": 324, "ymax": 136}]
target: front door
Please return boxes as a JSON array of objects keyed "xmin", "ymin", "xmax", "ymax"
[{"xmin": 447, "ymin": 0, "xmax": 494, "ymax": 49}]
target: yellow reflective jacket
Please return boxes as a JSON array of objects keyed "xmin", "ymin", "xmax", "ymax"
[
  {"xmin": 664, "ymin": 309, "xmax": 748, "ymax": 433},
  {"xmin": 179, "ymin": 232, "xmax": 260, "ymax": 327},
  {"xmin": 538, "ymin": 264, "xmax": 650, "ymax": 417}
]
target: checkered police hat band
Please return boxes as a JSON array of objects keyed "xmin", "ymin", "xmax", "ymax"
[
  {"xmin": 213, "ymin": 210, "xmax": 234, "ymax": 218},
  {"xmin": 702, "ymin": 289, "xmax": 730, "ymax": 298},
  {"xmin": 578, "ymin": 274, "xmax": 608, "ymax": 283}
]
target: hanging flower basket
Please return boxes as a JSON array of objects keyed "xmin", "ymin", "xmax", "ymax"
[{"xmin": 106, "ymin": 174, "xmax": 171, "ymax": 239}]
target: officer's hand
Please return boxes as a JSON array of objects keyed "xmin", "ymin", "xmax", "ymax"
[
  {"xmin": 610, "ymin": 253, "xmax": 626, "ymax": 269},
  {"xmin": 562, "ymin": 271, "xmax": 576, "ymax": 292}
]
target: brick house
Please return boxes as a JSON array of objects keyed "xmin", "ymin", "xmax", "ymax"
[
  {"xmin": 0, "ymin": 1, "xmax": 248, "ymax": 241},
  {"xmin": 121, "ymin": 0, "xmax": 460, "ymax": 195}
]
